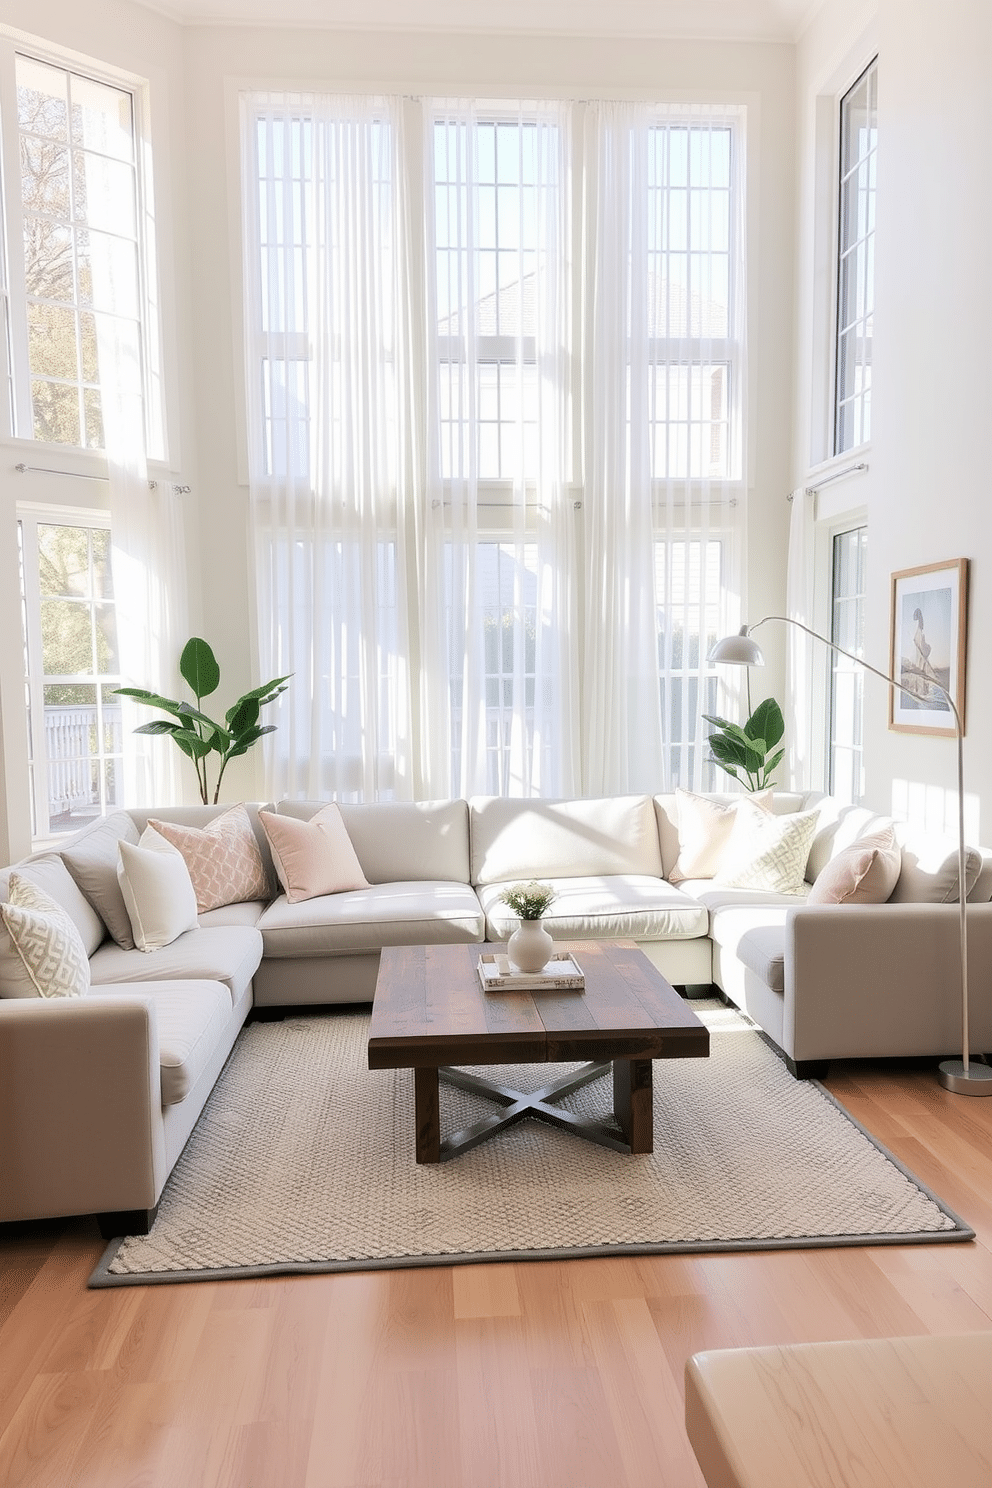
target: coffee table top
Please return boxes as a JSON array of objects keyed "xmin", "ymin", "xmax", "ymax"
[{"xmin": 368, "ymin": 941, "xmax": 709, "ymax": 1069}]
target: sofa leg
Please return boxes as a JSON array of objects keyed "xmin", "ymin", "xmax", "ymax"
[
  {"xmin": 96, "ymin": 1203, "xmax": 159, "ymax": 1239},
  {"xmin": 786, "ymin": 1057, "xmax": 829, "ymax": 1081}
]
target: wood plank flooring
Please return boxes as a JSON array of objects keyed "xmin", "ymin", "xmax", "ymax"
[{"xmin": 3, "ymin": 1058, "xmax": 992, "ymax": 1487}]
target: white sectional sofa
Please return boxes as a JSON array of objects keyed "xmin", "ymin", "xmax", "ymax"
[{"xmin": 2, "ymin": 789, "xmax": 991, "ymax": 1234}]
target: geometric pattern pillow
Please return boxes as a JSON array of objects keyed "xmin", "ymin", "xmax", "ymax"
[
  {"xmin": 147, "ymin": 803, "xmax": 270, "ymax": 913},
  {"xmin": 714, "ymin": 801, "xmax": 820, "ymax": 896},
  {"xmin": 0, "ymin": 873, "xmax": 91, "ymax": 998}
]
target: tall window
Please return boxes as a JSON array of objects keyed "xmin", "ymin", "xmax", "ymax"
[
  {"xmin": 18, "ymin": 514, "xmax": 123, "ymax": 838},
  {"xmin": 243, "ymin": 95, "xmax": 746, "ymax": 801},
  {"xmin": 829, "ymin": 525, "xmax": 867, "ymax": 804},
  {"xmin": 10, "ymin": 53, "xmax": 143, "ymax": 449},
  {"xmin": 835, "ymin": 59, "xmax": 877, "ymax": 455}
]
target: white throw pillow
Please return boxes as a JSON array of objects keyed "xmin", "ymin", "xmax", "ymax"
[
  {"xmin": 714, "ymin": 801, "xmax": 820, "ymax": 896},
  {"xmin": 260, "ymin": 803, "xmax": 370, "ymax": 903},
  {"xmin": 118, "ymin": 836, "xmax": 200, "ymax": 952},
  {"xmin": 0, "ymin": 874, "xmax": 90, "ymax": 998},
  {"xmin": 668, "ymin": 788, "xmax": 772, "ymax": 883}
]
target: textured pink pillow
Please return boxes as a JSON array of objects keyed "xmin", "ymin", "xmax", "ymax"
[
  {"xmin": 148, "ymin": 804, "xmax": 270, "ymax": 913},
  {"xmin": 806, "ymin": 827, "xmax": 901, "ymax": 905},
  {"xmin": 259, "ymin": 804, "xmax": 370, "ymax": 903}
]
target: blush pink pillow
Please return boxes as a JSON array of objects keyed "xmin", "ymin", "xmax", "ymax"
[
  {"xmin": 148, "ymin": 804, "xmax": 270, "ymax": 913},
  {"xmin": 806, "ymin": 826, "xmax": 901, "ymax": 905},
  {"xmin": 259, "ymin": 804, "xmax": 370, "ymax": 903}
]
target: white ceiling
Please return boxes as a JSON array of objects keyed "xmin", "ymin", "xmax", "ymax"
[{"xmin": 133, "ymin": 0, "xmax": 823, "ymax": 43}]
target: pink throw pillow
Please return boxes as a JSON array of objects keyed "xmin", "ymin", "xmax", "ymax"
[
  {"xmin": 259, "ymin": 803, "xmax": 370, "ymax": 903},
  {"xmin": 148, "ymin": 804, "xmax": 270, "ymax": 913},
  {"xmin": 806, "ymin": 827, "xmax": 901, "ymax": 905}
]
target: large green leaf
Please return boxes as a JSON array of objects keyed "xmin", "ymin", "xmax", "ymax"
[
  {"xmin": 179, "ymin": 637, "xmax": 221, "ymax": 701},
  {"xmin": 226, "ymin": 695, "xmax": 261, "ymax": 737},
  {"xmin": 746, "ymin": 697, "xmax": 785, "ymax": 749},
  {"xmin": 224, "ymin": 723, "xmax": 276, "ymax": 761}
]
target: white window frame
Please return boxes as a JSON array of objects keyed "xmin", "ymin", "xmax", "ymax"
[
  {"xmin": 17, "ymin": 503, "xmax": 124, "ymax": 842},
  {"xmin": 827, "ymin": 522, "xmax": 868, "ymax": 804},
  {"xmin": 0, "ymin": 36, "xmax": 166, "ymax": 462},
  {"xmin": 833, "ymin": 57, "xmax": 877, "ymax": 458}
]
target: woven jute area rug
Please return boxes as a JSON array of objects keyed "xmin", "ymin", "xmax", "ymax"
[{"xmin": 91, "ymin": 1002, "xmax": 972, "ymax": 1286}]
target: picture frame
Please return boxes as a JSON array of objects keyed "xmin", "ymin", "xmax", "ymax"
[{"xmin": 889, "ymin": 558, "xmax": 968, "ymax": 735}]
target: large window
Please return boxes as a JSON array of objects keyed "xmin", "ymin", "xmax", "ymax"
[
  {"xmin": 18, "ymin": 513, "xmax": 123, "ymax": 838},
  {"xmin": 834, "ymin": 59, "xmax": 877, "ymax": 455},
  {"xmin": 828, "ymin": 524, "xmax": 867, "ymax": 804},
  {"xmin": 8, "ymin": 53, "xmax": 144, "ymax": 450},
  {"xmin": 243, "ymin": 95, "xmax": 746, "ymax": 800}
]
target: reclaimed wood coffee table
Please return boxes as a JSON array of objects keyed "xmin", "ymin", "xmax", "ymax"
[{"xmin": 367, "ymin": 941, "xmax": 709, "ymax": 1164}]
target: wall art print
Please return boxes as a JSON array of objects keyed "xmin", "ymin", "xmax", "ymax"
[{"xmin": 889, "ymin": 558, "xmax": 968, "ymax": 736}]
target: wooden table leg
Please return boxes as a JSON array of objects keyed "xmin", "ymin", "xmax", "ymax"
[
  {"xmin": 613, "ymin": 1058, "xmax": 653, "ymax": 1153},
  {"xmin": 414, "ymin": 1066, "xmax": 441, "ymax": 1163}
]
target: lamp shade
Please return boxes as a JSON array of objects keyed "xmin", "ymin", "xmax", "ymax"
[{"xmin": 707, "ymin": 629, "xmax": 765, "ymax": 667}]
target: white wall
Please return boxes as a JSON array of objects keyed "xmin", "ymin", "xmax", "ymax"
[
  {"xmin": 794, "ymin": 0, "xmax": 992, "ymax": 841},
  {"xmin": 0, "ymin": 4, "xmax": 797, "ymax": 848}
]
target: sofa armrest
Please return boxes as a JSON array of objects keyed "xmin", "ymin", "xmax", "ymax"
[
  {"xmin": 784, "ymin": 901, "xmax": 992, "ymax": 1063},
  {"xmin": 0, "ymin": 993, "xmax": 166, "ymax": 1223}
]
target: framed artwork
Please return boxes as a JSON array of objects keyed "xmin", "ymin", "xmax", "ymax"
[{"xmin": 889, "ymin": 558, "xmax": 968, "ymax": 735}]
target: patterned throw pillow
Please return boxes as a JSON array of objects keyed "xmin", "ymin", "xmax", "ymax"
[
  {"xmin": 0, "ymin": 874, "xmax": 91, "ymax": 999},
  {"xmin": 714, "ymin": 801, "xmax": 820, "ymax": 896},
  {"xmin": 147, "ymin": 804, "xmax": 271, "ymax": 914}
]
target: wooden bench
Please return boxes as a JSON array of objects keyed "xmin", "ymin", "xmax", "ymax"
[{"xmin": 685, "ymin": 1333, "xmax": 992, "ymax": 1487}]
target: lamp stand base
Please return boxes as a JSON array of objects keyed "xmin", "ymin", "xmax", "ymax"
[{"xmin": 937, "ymin": 1059, "xmax": 992, "ymax": 1095}]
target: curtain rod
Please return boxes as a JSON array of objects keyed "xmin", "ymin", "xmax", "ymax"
[
  {"xmin": 803, "ymin": 460, "xmax": 868, "ymax": 496},
  {"xmin": 15, "ymin": 463, "xmax": 190, "ymax": 494}
]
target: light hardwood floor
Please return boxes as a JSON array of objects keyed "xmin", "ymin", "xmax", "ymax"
[{"xmin": 3, "ymin": 1059, "xmax": 992, "ymax": 1487}]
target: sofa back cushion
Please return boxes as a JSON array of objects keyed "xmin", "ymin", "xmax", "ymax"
[
  {"xmin": 61, "ymin": 810, "xmax": 141, "ymax": 949},
  {"xmin": 0, "ymin": 853, "xmax": 105, "ymax": 956},
  {"xmin": 276, "ymin": 799, "xmax": 471, "ymax": 884},
  {"xmin": 889, "ymin": 825, "xmax": 983, "ymax": 904},
  {"xmin": 803, "ymin": 796, "xmax": 897, "ymax": 883},
  {"xmin": 470, "ymin": 795, "xmax": 663, "ymax": 886}
]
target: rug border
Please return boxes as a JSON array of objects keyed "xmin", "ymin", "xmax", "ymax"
[{"xmin": 88, "ymin": 1059, "xmax": 974, "ymax": 1289}]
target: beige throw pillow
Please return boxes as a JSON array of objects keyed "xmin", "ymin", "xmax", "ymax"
[
  {"xmin": 668, "ymin": 789, "xmax": 772, "ymax": 884},
  {"xmin": 806, "ymin": 826, "xmax": 902, "ymax": 905},
  {"xmin": 260, "ymin": 803, "xmax": 370, "ymax": 903},
  {"xmin": 0, "ymin": 874, "xmax": 90, "ymax": 999},
  {"xmin": 714, "ymin": 800, "xmax": 820, "ymax": 896},
  {"xmin": 118, "ymin": 835, "xmax": 200, "ymax": 952},
  {"xmin": 148, "ymin": 804, "xmax": 270, "ymax": 913}
]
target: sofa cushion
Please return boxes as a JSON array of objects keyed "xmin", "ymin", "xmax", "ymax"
[
  {"xmin": 93, "ymin": 979, "xmax": 233, "ymax": 1106},
  {"xmin": 260, "ymin": 803, "xmax": 369, "ymax": 901},
  {"xmin": 714, "ymin": 802, "xmax": 819, "ymax": 895},
  {"xmin": 277, "ymin": 799, "xmax": 472, "ymax": 884},
  {"xmin": 470, "ymin": 795, "xmax": 663, "ymax": 885},
  {"xmin": 667, "ymin": 788, "xmax": 772, "ymax": 883},
  {"xmin": 0, "ymin": 875, "xmax": 91, "ymax": 999},
  {"xmin": 732, "ymin": 924, "xmax": 787, "ymax": 994},
  {"xmin": 807, "ymin": 827, "xmax": 901, "ymax": 905},
  {"xmin": 478, "ymin": 875, "xmax": 709, "ymax": 942},
  {"xmin": 118, "ymin": 837, "xmax": 199, "ymax": 952},
  {"xmin": 89, "ymin": 925, "xmax": 263, "ymax": 1007},
  {"xmin": 889, "ymin": 826, "xmax": 982, "ymax": 904},
  {"xmin": 61, "ymin": 810, "xmax": 141, "ymax": 949},
  {"xmin": 149, "ymin": 804, "xmax": 271, "ymax": 913},
  {"xmin": 0, "ymin": 854, "xmax": 105, "ymax": 956},
  {"xmin": 257, "ymin": 881, "xmax": 485, "ymax": 957}
]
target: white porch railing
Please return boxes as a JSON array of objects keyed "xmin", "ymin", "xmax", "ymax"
[{"xmin": 44, "ymin": 706, "xmax": 122, "ymax": 819}]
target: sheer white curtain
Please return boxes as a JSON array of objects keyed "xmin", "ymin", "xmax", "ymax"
[
  {"xmin": 423, "ymin": 99, "xmax": 575, "ymax": 798},
  {"xmin": 582, "ymin": 102, "xmax": 747, "ymax": 794},
  {"xmin": 86, "ymin": 80, "xmax": 187, "ymax": 806},
  {"xmin": 243, "ymin": 93, "xmax": 420, "ymax": 801}
]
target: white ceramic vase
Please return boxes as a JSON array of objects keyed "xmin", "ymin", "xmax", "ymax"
[{"xmin": 507, "ymin": 918, "xmax": 554, "ymax": 974}]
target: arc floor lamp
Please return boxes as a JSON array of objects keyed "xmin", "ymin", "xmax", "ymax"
[{"xmin": 708, "ymin": 615, "xmax": 992, "ymax": 1096}]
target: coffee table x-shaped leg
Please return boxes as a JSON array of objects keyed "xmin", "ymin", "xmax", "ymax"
[{"xmin": 413, "ymin": 1058, "xmax": 654, "ymax": 1163}]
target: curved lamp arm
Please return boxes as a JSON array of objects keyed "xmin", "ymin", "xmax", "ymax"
[{"xmin": 709, "ymin": 614, "xmax": 979, "ymax": 1091}]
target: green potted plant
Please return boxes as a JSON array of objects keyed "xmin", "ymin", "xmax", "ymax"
[
  {"xmin": 702, "ymin": 696, "xmax": 785, "ymax": 793},
  {"xmin": 114, "ymin": 637, "xmax": 291, "ymax": 805}
]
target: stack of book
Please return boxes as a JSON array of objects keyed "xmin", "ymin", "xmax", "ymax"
[{"xmin": 477, "ymin": 951, "xmax": 585, "ymax": 992}]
